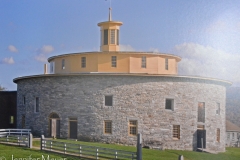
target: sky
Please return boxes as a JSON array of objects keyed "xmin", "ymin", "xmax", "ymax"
[{"xmin": 1, "ymin": 0, "xmax": 240, "ymax": 90}]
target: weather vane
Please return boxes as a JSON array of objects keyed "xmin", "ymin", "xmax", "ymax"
[
  {"xmin": 105, "ymin": 0, "xmax": 112, "ymax": 21},
  {"xmin": 105, "ymin": 0, "xmax": 112, "ymax": 8}
]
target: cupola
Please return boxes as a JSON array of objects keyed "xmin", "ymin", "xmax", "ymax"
[{"xmin": 98, "ymin": 8, "xmax": 123, "ymax": 52}]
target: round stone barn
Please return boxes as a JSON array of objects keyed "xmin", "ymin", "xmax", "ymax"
[{"xmin": 14, "ymin": 11, "xmax": 231, "ymax": 152}]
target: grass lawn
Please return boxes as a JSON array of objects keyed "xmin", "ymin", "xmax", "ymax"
[
  {"xmin": 0, "ymin": 143, "xmax": 85, "ymax": 160},
  {"xmin": 31, "ymin": 138, "xmax": 240, "ymax": 160}
]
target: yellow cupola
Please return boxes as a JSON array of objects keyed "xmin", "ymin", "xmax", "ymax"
[{"xmin": 98, "ymin": 8, "xmax": 123, "ymax": 52}]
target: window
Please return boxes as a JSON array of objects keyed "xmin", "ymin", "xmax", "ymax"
[
  {"xmin": 50, "ymin": 61, "xmax": 55, "ymax": 73},
  {"xmin": 35, "ymin": 97, "xmax": 39, "ymax": 113},
  {"xmin": 217, "ymin": 128, "xmax": 220, "ymax": 142},
  {"xmin": 232, "ymin": 133, "xmax": 235, "ymax": 139},
  {"xmin": 117, "ymin": 30, "xmax": 119, "ymax": 45},
  {"xmin": 165, "ymin": 99, "xmax": 174, "ymax": 110},
  {"xmin": 198, "ymin": 102, "xmax": 205, "ymax": 123},
  {"xmin": 23, "ymin": 96, "xmax": 26, "ymax": 105},
  {"xmin": 173, "ymin": 125, "xmax": 180, "ymax": 139},
  {"xmin": 81, "ymin": 57, "xmax": 86, "ymax": 68},
  {"xmin": 227, "ymin": 133, "xmax": 230, "ymax": 139},
  {"xmin": 216, "ymin": 103, "xmax": 220, "ymax": 115},
  {"xmin": 62, "ymin": 59, "xmax": 65, "ymax": 69},
  {"xmin": 110, "ymin": 29, "xmax": 115, "ymax": 44},
  {"xmin": 165, "ymin": 58, "xmax": 168, "ymax": 70},
  {"xmin": 129, "ymin": 120, "xmax": 137, "ymax": 136},
  {"xmin": 104, "ymin": 121, "xmax": 112, "ymax": 134},
  {"xmin": 111, "ymin": 56, "xmax": 117, "ymax": 67},
  {"xmin": 104, "ymin": 29, "xmax": 108, "ymax": 45},
  {"xmin": 22, "ymin": 115, "xmax": 25, "ymax": 129},
  {"xmin": 141, "ymin": 56, "xmax": 146, "ymax": 68},
  {"xmin": 10, "ymin": 116, "xmax": 14, "ymax": 124},
  {"xmin": 105, "ymin": 95, "xmax": 113, "ymax": 106}
]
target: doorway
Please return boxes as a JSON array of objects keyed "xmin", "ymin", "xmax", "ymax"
[
  {"xmin": 49, "ymin": 113, "xmax": 60, "ymax": 138},
  {"xmin": 69, "ymin": 118, "xmax": 78, "ymax": 139},
  {"xmin": 197, "ymin": 129, "xmax": 206, "ymax": 148}
]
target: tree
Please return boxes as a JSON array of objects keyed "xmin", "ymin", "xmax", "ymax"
[{"xmin": 0, "ymin": 85, "xmax": 6, "ymax": 91}]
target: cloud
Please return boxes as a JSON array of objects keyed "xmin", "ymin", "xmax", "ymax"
[
  {"xmin": 173, "ymin": 42, "xmax": 240, "ymax": 85},
  {"xmin": 8, "ymin": 45, "xmax": 18, "ymax": 53},
  {"xmin": 119, "ymin": 45, "xmax": 135, "ymax": 51},
  {"xmin": 1, "ymin": 57, "xmax": 15, "ymax": 64},
  {"xmin": 35, "ymin": 45, "xmax": 54, "ymax": 62},
  {"xmin": 40, "ymin": 45, "xmax": 54, "ymax": 53}
]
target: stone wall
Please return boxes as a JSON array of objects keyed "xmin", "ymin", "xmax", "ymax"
[{"xmin": 16, "ymin": 75, "xmax": 227, "ymax": 152}]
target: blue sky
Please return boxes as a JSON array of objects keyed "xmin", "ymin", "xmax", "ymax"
[{"xmin": 1, "ymin": 0, "xmax": 240, "ymax": 90}]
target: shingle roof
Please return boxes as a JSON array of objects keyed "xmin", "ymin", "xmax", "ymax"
[{"xmin": 226, "ymin": 120, "xmax": 240, "ymax": 132}]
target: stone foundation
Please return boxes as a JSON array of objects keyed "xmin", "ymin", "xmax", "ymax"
[{"xmin": 15, "ymin": 74, "xmax": 228, "ymax": 152}]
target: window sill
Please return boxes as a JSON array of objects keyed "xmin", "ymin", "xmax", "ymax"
[
  {"xmin": 128, "ymin": 134, "xmax": 137, "ymax": 137},
  {"xmin": 172, "ymin": 138, "xmax": 180, "ymax": 141},
  {"xmin": 104, "ymin": 133, "xmax": 112, "ymax": 135}
]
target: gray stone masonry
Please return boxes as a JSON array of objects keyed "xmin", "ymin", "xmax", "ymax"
[{"xmin": 16, "ymin": 75, "xmax": 228, "ymax": 152}]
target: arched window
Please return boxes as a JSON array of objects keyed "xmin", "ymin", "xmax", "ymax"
[{"xmin": 49, "ymin": 113, "xmax": 60, "ymax": 119}]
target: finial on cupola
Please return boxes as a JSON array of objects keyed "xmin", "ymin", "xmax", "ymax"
[{"xmin": 109, "ymin": 7, "xmax": 112, "ymax": 21}]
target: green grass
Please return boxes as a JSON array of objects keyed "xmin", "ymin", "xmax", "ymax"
[
  {"xmin": 0, "ymin": 143, "xmax": 86, "ymax": 160},
  {"xmin": 31, "ymin": 138, "xmax": 240, "ymax": 160}
]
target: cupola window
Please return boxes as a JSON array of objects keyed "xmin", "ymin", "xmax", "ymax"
[
  {"xmin": 117, "ymin": 30, "xmax": 119, "ymax": 45},
  {"xmin": 110, "ymin": 29, "xmax": 115, "ymax": 44},
  {"xmin": 104, "ymin": 29, "xmax": 108, "ymax": 45}
]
